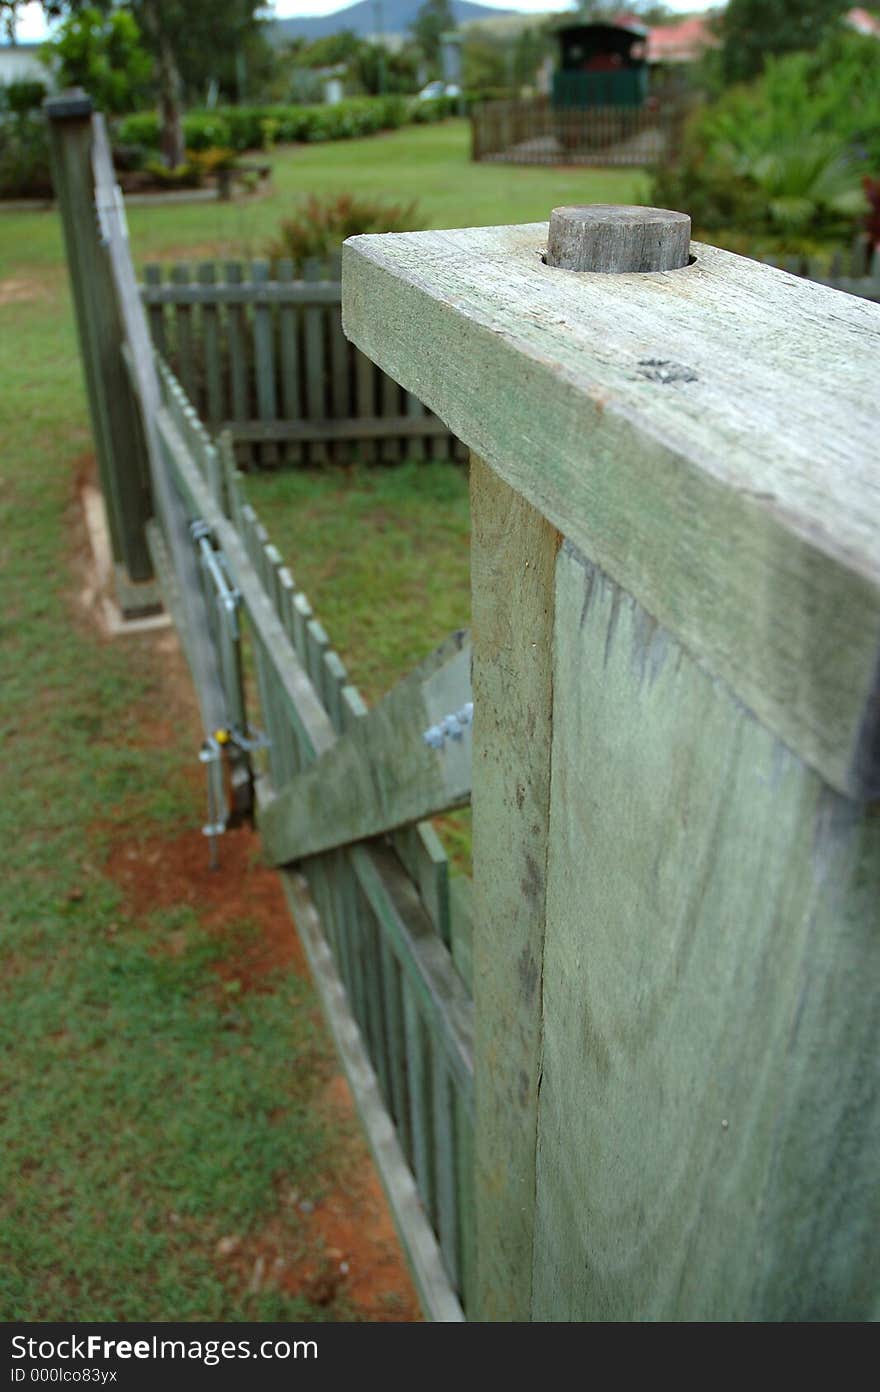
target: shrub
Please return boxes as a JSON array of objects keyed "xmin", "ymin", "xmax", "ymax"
[
  {"xmin": 651, "ymin": 31, "xmax": 877, "ymax": 253},
  {"xmin": 0, "ymin": 113, "xmax": 53, "ymax": 199},
  {"xmin": 1, "ymin": 80, "xmax": 48, "ymax": 115},
  {"xmin": 143, "ymin": 159, "xmax": 205, "ymax": 190},
  {"xmin": 187, "ymin": 146, "xmax": 237, "ymax": 177},
  {"xmin": 117, "ymin": 93, "xmax": 447, "ymax": 156},
  {"xmin": 266, "ymin": 192, "xmax": 425, "ymax": 267}
]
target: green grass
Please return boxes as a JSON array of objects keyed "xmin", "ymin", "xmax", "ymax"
[
  {"xmin": 242, "ymin": 460, "xmax": 471, "ymax": 706},
  {"xmin": 1, "ymin": 118, "xmax": 648, "ymax": 276},
  {"xmin": 0, "ymin": 118, "xmax": 647, "ymax": 1316}
]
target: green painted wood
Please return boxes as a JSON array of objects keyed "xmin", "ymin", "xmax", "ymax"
[
  {"xmin": 239, "ymin": 509, "xmax": 284, "ymax": 789},
  {"xmin": 342, "ymin": 223, "xmax": 880, "ymax": 800},
  {"xmin": 448, "ymin": 875, "xmax": 473, "ymax": 992},
  {"xmin": 45, "ymin": 99, "xmax": 153, "ymax": 584},
  {"xmin": 321, "ymin": 655, "xmax": 361, "ymax": 1015},
  {"xmin": 340, "ymin": 684, "xmax": 372, "ymax": 1039},
  {"xmin": 305, "ymin": 616, "xmax": 330, "ymax": 695},
  {"xmin": 431, "ymin": 1046, "xmax": 460, "ymax": 1290},
  {"xmin": 144, "ymin": 263, "xmax": 167, "ymax": 357},
  {"xmin": 380, "ymin": 936, "xmax": 411, "ymax": 1155},
  {"xmin": 392, "ymin": 822, "xmax": 451, "ymax": 948},
  {"xmin": 357, "ymin": 883, "xmax": 393, "ymax": 1109},
  {"xmin": 276, "ymin": 566, "xmax": 305, "ymax": 771},
  {"xmin": 403, "ymin": 983, "xmax": 435, "ymax": 1225},
  {"xmin": 470, "ymin": 453, "xmax": 558, "ymax": 1322},
  {"xmin": 328, "ymin": 251, "xmax": 350, "ymax": 464},
  {"xmin": 198, "ymin": 263, "xmax": 223, "ymax": 430},
  {"xmin": 354, "ymin": 347, "xmax": 378, "ymax": 464},
  {"xmin": 351, "ymin": 843, "xmax": 474, "ymax": 1107},
  {"xmin": 303, "ymin": 257, "xmax": 328, "ymax": 465},
  {"xmin": 291, "ymin": 591, "xmax": 313, "ymax": 670},
  {"xmin": 262, "ymin": 541, "xmax": 298, "ymax": 791},
  {"xmin": 273, "ymin": 858, "xmax": 465, "ymax": 1321},
  {"xmin": 224, "ymin": 261, "xmax": 251, "ymax": 468},
  {"xmin": 379, "ymin": 343, "xmax": 402, "ymax": 465},
  {"xmin": 170, "ymin": 263, "xmax": 197, "ymax": 407},
  {"xmin": 141, "ymin": 280, "xmax": 341, "ymax": 306},
  {"xmin": 531, "ymin": 541, "xmax": 880, "ymax": 1320},
  {"xmin": 218, "ymin": 430, "xmax": 238, "ymax": 522},
  {"xmin": 260, "ymin": 631, "xmax": 472, "ymax": 866},
  {"xmin": 454, "ymin": 1088, "xmax": 477, "ymax": 1317},
  {"xmin": 276, "ymin": 259, "xmax": 303, "ymax": 467},
  {"xmin": 405, "ymin": 391, "xmax": 427, "ymax": 462},
  {"xmin": 225, "ymin": 416, "xmax": 451, "ymax": 443},
  {"xmin": 251, "ymin": 260, "xmax": 279, "ymax": 468},
  {"xmin": 154, "ymin": 395, "xmax": 334, "ymax": 762}
]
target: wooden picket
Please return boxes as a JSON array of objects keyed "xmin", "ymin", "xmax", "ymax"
[
  {"xmin": 140, "ymin": 261, "xmax": 466, "ymax": 467},
  {"xmin": 151, "ymin": 354, "xmax": 476, "ymax": 1317}
]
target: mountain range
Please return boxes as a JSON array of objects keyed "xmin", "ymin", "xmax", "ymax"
[{"xmin": 270, "ymin": 1, "xmax": 518, "ymax": 44}]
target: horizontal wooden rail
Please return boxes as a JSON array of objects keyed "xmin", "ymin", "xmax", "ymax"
[
  {"xmin": 343, "ymin": 224, "xmax": 880, "ymax": 801},
  {"xmin": 141, "ymin": 281, "xmax": 341, "ymax": 306},
  {"xmin": 226, "ymin": 416, "xmax": 453, "ymax": 443},
  {"xmin": 261, "ymin": 631, "xmax": 472, "ymax": 865}
]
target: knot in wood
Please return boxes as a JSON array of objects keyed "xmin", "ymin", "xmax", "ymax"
[{"xmin": 546, "ymin": 205, "xmax": 691, "ymax": 274}]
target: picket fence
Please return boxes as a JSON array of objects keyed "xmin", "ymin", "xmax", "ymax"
[
  {"xmin": 140, "ymin": 258, "xmax": 464, "ymax": 469},
  {"xmin": 48, "ymin": 88, "xmax": 879, "ymax": 1322}
]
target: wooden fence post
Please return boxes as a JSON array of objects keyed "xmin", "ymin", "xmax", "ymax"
[
  {"xmin": 45, "ymin": 90, "xmax": 156, "ymax": 601},
  {"xmin": 342, "ymin": 207, "xmax": 880, "ymax": 1320}
]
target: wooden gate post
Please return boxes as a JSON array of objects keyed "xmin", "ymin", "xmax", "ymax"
[
  {"xmin": 46, "ymin": 90, "xmax": 156, "ymax": 600},
  {"xmin": 342, "ymin": 208, "xmax": 880, "ymax": 1320}
]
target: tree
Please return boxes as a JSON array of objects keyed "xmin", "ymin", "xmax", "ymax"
[
  {"xmin": 719, "ymin": 0, "xmax": 850, "ymax": 84},
  {"xmin": 411, "ymin": 0, "xmax": 454, "ymax": 71},
  {"xmin": 0, "ymin": 1, "xmax": 268, "ymax": 166},
  {"xmin": 45, "ymin": 6, "xmax": 152, "ymax": 114}
]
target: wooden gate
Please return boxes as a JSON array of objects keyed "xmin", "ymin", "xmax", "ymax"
[{"xmin": 48, "ymin": 90, "xmax": 879, "ymax": 1321}]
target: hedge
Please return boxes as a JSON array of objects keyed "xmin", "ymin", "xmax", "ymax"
[{"xmin": 117, "ymin": 94, "xmax": 457, "ymax": 154}]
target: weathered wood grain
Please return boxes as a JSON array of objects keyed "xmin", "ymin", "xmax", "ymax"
[
  {"xmin": 532, "ymin": 542, "xmax": 880, "ymax": 1320},
  {"xmin": 546, "ymin": 204, "xmax": 690, "ymax": 273},
  {"xmin": 470, "ymin": 454, "xmax": 559, "ymax": 1322},
  {"xmin": 259, "ymin": 631, "xmax": 472, "ymax": 866},
  {"xmin": 46, "ymin": 98, "xmax": 153, "ymax": 584},
  {"xmin": 342, "ymin": 224, "xmax": 880, "ymax": 799}
]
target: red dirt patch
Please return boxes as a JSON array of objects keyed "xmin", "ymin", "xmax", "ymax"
[{"xmin": 104, "ymin": 821, "xmax": 307, "ymax": 990}]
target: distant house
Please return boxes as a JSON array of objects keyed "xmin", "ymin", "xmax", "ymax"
[
  {"xmin": 552, "ymin": 22, "xmax": 649, "ymax": 109},
  {"xmin": 646, "ymin": 17, "xmax": 718, "ymax": 66},
  {"xmin": 0, "ymin": 41, "xmax": 48, "ymax": 88},
  {"xmin": 845, "ymin": 7, "xmax": 880, "ymax": 39}
]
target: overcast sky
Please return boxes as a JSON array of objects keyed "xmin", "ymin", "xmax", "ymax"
[{"xmin": 11, "ymin": 1, "xmax": 712, "ymax": 42}]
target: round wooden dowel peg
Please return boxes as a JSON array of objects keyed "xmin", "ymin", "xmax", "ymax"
[{"xmin": 546, "ymin": 205, "xmax": 691, "ymax": 273}]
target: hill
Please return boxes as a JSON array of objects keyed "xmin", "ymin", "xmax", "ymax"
[{"xmin": 271, "ymin": 1, "xmax": 517, "ymax": 44}]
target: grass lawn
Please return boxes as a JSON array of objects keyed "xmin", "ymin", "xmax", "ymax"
[{"xmin": 0, "ymin": 118, "xmax": 646, "ymax": 1318}]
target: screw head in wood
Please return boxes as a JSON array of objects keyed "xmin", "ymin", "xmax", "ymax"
[{"xmin": 546, "ymin": 205, "xmax": 691, "ymax": 274}]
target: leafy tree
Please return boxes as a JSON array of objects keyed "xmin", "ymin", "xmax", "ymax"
[
  {"xmin": 719, "ymin": 0, "xmax": 850, "ymax": 84},
  {"xmin": 45, "ymin": 6, "xmax": 152, "ymax": 114},
  {"xmin": 411, "ymin": 0, "xmax": 454, "ymax": 70},
  {"xmin": 354, "ymin": 41, "xmax": 420, "ymax": 96},
  {"xmin": 296, "ymin": 30, "xmax": 361, "ymax": 70},
  {"xmin": 651, "ymin": 29, "xmax": 878, "ymax": 254},
  {"xmin": 0, "ymin": 1, "xmax": 268, "ymax": 165}
]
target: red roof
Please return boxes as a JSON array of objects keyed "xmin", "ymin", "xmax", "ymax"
[
  {"xmin": 647, "ymin": 16, "xmax": 718, "ymax": 64},
  {"xmin": 846, "ymin": 7, "xmax": 880, "ymax": 37}
]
